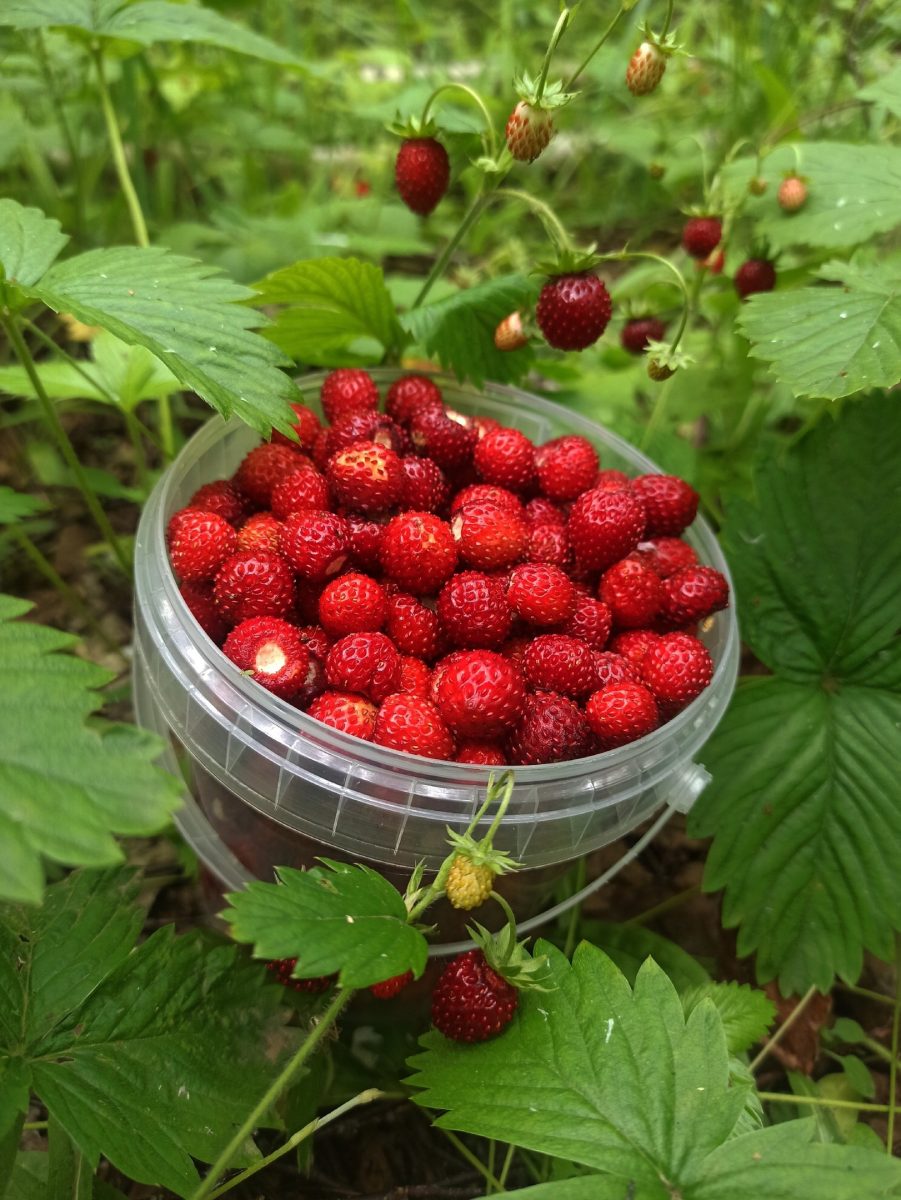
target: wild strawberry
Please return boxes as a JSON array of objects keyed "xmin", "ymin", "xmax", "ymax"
[
  {"xmin": 471, "ymin": 415, "xmax": 501, "ymax": 441},
  {"xmin": 224, "ymin": 616, "xmax": 312, "ymax": 700},
  {"xmin": 585, "ymin": 682, "xmax": 660, "ymax": 748},
  {"xmin": 395, "ymin": 137, "xmax": 451, "ymax": 216},
  {"xmin": 410, "ymin": 407, "xmax": 476, "ymax": 472},
  {"xmin": 279, "ymin": 510, "xmax": 349, "ymax": 582},
  {"xmin": 778, "ymin": 175, "xmax": 807, "ymax": 213},
  {"xmin": 749, "ymin": 176, "xmax": 768, "ymax": 196},
  {"xmin": 432, "ymin": 948, "xmax": 518, "ymax": 1043},
  {"xmin": 306, "ymin": 690, "xmax": 378, "ymax": 740},
  {"xmin": 325, "ymin": 631, "xmax": 402, "ymax": 702},
  {"xmin": 640, "ymin": 631, "xmax": 713, "ymax": 712},
  {"xmin": 452, "ymin": 502, "xmax": 529, "ymax": 570},
  {"xmin": 507, "ymin": 562, "xmax": 575, "ymax": 626},
  {"xmin": 432, "ymin": 648, "xmax": 525, "ymax": 738},
  {"xmin": 700, "ymin": 247, "xmax": 725, "ymax": 274},
  {"xmin": 327, "ymin": 441, "xmax": 404, "ymax": 514},
  {"xmin": 213, "ymin": 551, "xmax": 295, "ymax": 623},
  {"xmin": 380, "ymin": 511, "xmax": 458, "ymax": 595},
  {"xmin": 594, "ymin": 468, "xmax": 632, "ymax": 493},
  {"xmin": 297, "ymin": 624, "xmax": 331, "ymax": 661},
  {"xmin": 524, "ymin": 496, "xmax": 565, "ymax": 528},
  {"xmin": 647, "ymin": 358, "xmax": 675, "ymax": 382},
  {"xmin": 609, "ymin": 628, "xmax": 661, "ymax": 666},
  {"xmin": 344, "ymin": 514, "xmax": 387, "ymax": 573},
  {"xmin": 236, "ymin": 512, "xmax": 283, "ymax": 556},
  {"xmin": 385, "ymin": 375, "xmax": 444, "ymax": 427},
  {"xmin": 508, "ymin": 691, "xmax": 595, "ymax": 764},
  {"xmin": 568, "ymin": 488, "xmax": 646, "ymax": 571},
  {"xmin": 272, "ymin": 400, "xmax": 323, "ymax": 452},
  {"xmin": 266, "ymin": 958, "xmax": 334, "ymax": 993},
  {"xmin": 522, "ymin": 634, "xmax": 597, "ymax": 698},
  {"xmin": 180, "ymin": 580, "xmax": 229, "ymax": 643},
  {"xmin": 472, "ymin": 428, "xmax": 536, "ymax": 493},
  {"xmin": 659, "ymin": 565, "xmax": 729, "ymax": 627},
  {"xmin": 526, "ymin": 523, "xmax": 572, "ymax": 571},
  {"xmin": 189, "ymin": 480, "xmax": 246, "ymax": 526},
  {"xmin": 599, "ymin": 559, "xmax": 663, "ymax": 629},
  {"xmin": 318, "ymin": 572, "xmax": 386, "ymax": 636},
  {"xmin": 636, "ymin": 536, "xmax": 698, "ymax": 578},
  {"xmin": 233, "ymin": 443, "xmax": 303, "ymax": 510},
  {"xmin": 682, "ymin": 217, "xmax": 722, "ymax": 260},
  {"xmin": 319, "ymin": 368, "xmax": 379, "ymax": 424},
  {"xmin": 169, "ymin": 509, "xmax": 237, "ymax": 582},
  {"xmin": 270, "ymin": 465, "xmax": 331, "ymax": 520},
  {"xmin": 632, "ymin": 475, "xmax": 697, "ymax": 537},
  {"xmin": 399, "ymin": 456, "xmax": 448, "ymax": 512},
  {"xmin": 735, "ymin": 259, "xmax": 776, "ymax": 299},
  {"xmin": 451, "ymin": 484, "xmax": 524, "ymax": 517},
  {"xmin": 455, "ymin": 741, "xmax": 507, "ymax": 766},
  {"xmin": 446, "ymin": 856, "xmax": 495, "ymax": 910},
  {"xmin": 505, "ymin": 100, "xmax": 553, "ymax": 162},
  {"xmin": 536, "ymin": 273, "xmax": 612, "ymax": 351},
  {"xmin": 561, "ymin": 594, "xmax": 612, "ymax": 650},
  {"xmin": 385, "ymin": 592, "xmax": 444, "ymax": 661},
  {"xmin": 621, "ymin": 316, "xmax": 666, "ymax": 355},
  {"xmin": 324, "ymin": 411, "xmax": 409, "ymax": 460},
  {"xmin": 437, "ymin": 572, "xmax": 512, "ymax": 648},
  {"xmin": 592, "ymin": 651, "xmax": 641, "ymax": 688},
  {"xmin": 494, "ymin": 310, "xmax": 528, "ymax": 350},
  {"xmin": 373, "ymin": 693, "xmax": 454, "ymax": 759},
  {"xmin": 397, "ymin": 655, "xmax": 432, "ymax": 699},
  {"xmin": 534, "ymin": 435, "xmax": 599, "ymax": 501},
  {"xmin": 370, "ymin": 971, "xmax": 414, "ymax": 1000},
  {"xmin": 626, "ymin": 41, "xmax": 667, "ymax": 96}
]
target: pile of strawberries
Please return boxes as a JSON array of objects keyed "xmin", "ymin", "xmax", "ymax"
[{"xmin": 166, "ymin": 369, "xmax": 728, "ymax": 767}]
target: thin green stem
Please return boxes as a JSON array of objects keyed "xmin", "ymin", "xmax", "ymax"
[
  {"xmin": 661, "ymin": 0, "xmax": 676, "ymax": 38},
  {"xmin": 157, "ymin": 393, "xmax": 175, "ymax": 461},
  {"xmin": 189, "ymin": 988, "xmax": 353, "ymax": 1200},
  {"xmin": 497, "ymin": 1142, "xmax": 517, "ymax": 1190},
  {"xmin": 565, "ymin": 5, "xmax": 629, "ymax": 90},
  {"xmin": 1, "ymin": 313, "xmax": 132, "ymax": 574},
  {"xmin": 836, "ymin": 981, "xmax": 896, "ymax": 1008},
  {"xmin": 23, "ymin": 1121, "xmax": 48, "ymax": 1132},
  {"xmin": 536, "ymin": 7, "xmax": 573, "ymax": 102},
  {"xmin": 34, "ymin": 32, "xmax": 85, "ymax": 238},
  {"xmin": 92, "ymin": 44, "xmax": 149, "ymax": 248},
  {"xmin": 441, "ymin": 1129, "xmax": 504, "ymax": 1192},
  {"xmin": 749, "ymin": 984, "xmax": 818, "ymax": 1074},
  {"xmin": 421, "ymin": 83, "xmax": 497, "ymax": 156},
  {"xmin": 758, "ymin": 1092, "xmax": 898, "ymax": 1115},
  {"xmin": 624, "ymin": 885, "xmax": 700, "ymax": 928},
  {"xmin": 495, "ymin": 187, "xmax": 573, "ymax": 254},
  {"xmin": 207, "ymin": 1088, "xmax": 383, "ymax": 1198},
  {"xmin": 562, "ymin": 856, "xmax": 587, "ymax": 959},
  {"xmin": 887, "ymin": 937, "xmax": 901, "ymax": 1153},
  {"xmin": 124, "ymin": 409, "xmax": 151, "ymax": 493},
  {"xmin": 20, "ymin": 317, "xmax": 118, "ymax": 406},
  {"xmin": 411, "ymin": 191, "xmax": 492, "ymax": 309}
]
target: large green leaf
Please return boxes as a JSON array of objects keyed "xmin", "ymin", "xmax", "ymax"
[
  {"xmin": 0, "ymin": 870, "xmax": 296, "ymax": 1198},
  {"xmin": 224, "ymin": 860, "xmax": 429, "ymax": 989},
  {"xmin": 579, "ymin": 919, "xmax": 711, "ymax": 991},
  {"xmin": 737, "ymin": 261, "xmax": 901, "ymax": 401},
  {"xmin": 681, "ymin": 982, "xmax": 775, "ymax": 1055},
  {"xmin": 400, "ymin": 274, "xmax": 538, "ymax": 387},
  {"xmin": 858, "ymin": 63, "xmax": 901, "ymax": 118},
  {"xmin": 0, "ymin": 199, "xmax": 67, "ymax": 289},
  {"xmin": 0, "ymin": 596, "xmax": 181, "ymax": 904},
  {"xmin": 255, "ymin": 256, "xmax": 405, "ymax": 366}
]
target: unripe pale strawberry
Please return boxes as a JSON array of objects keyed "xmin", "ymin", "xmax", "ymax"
[{"xmin": 626, "ymin": 41, "xmax": 667, "ymax": 96}]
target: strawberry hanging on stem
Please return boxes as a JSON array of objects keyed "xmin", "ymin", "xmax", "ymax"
[
  {"xmin": 443, "ymin": 771, "xmax": 522, "ymax": 911},
  {"xmin": 625, "ymin": 2, "xmax": 684, "ymax": 98},
  {"xmin": 389, "ymin": 114, "xmax": 451, "ymax": 217},
  {"xmin": 505, "ymin": 8, "xmax": 577, "ymax": 164}
]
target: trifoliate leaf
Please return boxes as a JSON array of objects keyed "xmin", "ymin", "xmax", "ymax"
[
  {"xmin": 737, "ymin": 260, "xmax": 901, "ymax": 401},
  {"xmin": 681, "ymin": 982, "xmax": 775, "ymax": 1054},
  {"xmin": 224, "ymin": 860, "xmax": 429, "ymax": 989},
  {"xmin": 0, "ymin": 869, "xmax": 296, "ymax": 1198},
  {"xmin": 858, "ymin": 63, "xmax": 901, "ymax": 118},
  {"xmin": 0, "ymin": 487, "xmax": 46, "ymax": 525},
  {"xmin": 0, "ymin": 596, "xmax": 182, "ymax": 903},
  {"xmin": 400, "ymin": 274, "xmax": 539, "ymax": 386},
  {"xmin": 254, "ymin": 256, "xmax": 405, "ymax": 366},
  {"xmin": 0, "ymin": 198, "xmax": 67, "ymax": 289}
]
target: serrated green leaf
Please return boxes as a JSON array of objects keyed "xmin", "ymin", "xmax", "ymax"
[
  {"xmin": 0, "ymin": 199, "xmax": 67, "ymax": 288},
  {"xmin": 255, "ymin": 257, "xmax": 405, "ymax": 366},
  {"xmin": 578, "ymin": 919, "xmax": 711, "ymax": 991},
  {"xmin": 224, "ymin": 860, "xmax": 429, "ymax": 989},
  {"xmin": 0, "ymin": 870, "xmax": 295, "ymax": 1198},
  {"xmin": 737, "ymin": 261, "xmax": 901, "ymax": 400},
  {"xmin": 477, "ymin": 1180, "xmax": 650, "ymax": 1200},
  {"xmin": 0, "ymin": 487, "xmax": 46, "ymax": 525},
  {"xmin": 858, "ymin": 63, "xmax": 901, "ymax": 117},
  {"xmin": 682, "ymin": 982, "xmax": 775, "ymax": 1055},
  {"xmin": 20, "ymin": 244, "xmax": 296, "ymax": 436},
  {"xmin": 0, "ymin": 596, "xmax": 182, "ymax": 903},
  {"xmin": 400, "ymin": 274, "xmax": 538, "ymax": 387}
]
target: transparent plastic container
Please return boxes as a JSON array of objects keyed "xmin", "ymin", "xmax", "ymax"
[{"xmin": 133, "ymin": 371, "xmax": 739, "ymax": 919}]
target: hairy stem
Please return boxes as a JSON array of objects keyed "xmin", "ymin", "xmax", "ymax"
[
  {"xmin": 421, "ymin": 83, "xmax": 497, "ymax": 156},
  {"xmin": 749, "ymin": 985, "xmax": 818, "ymax": 1074},
  {"xmin": 661, "ymin": 0, "xmax": 676, "ymax": 38},
  {"xmin": 495, "ymin": 187, "xmax": 573, "ymax": 254},
  {"xmin": 411, "ymin": 191, "xmax": 492, "ymax": 309},
  {"xmin": 536, "ymin": 7, "xmax": 573, "ymax": 102},
  {"xmin": 758, "ymin": 1092, "xmax": 899, "ymax": 1115},
  {"xmin": 92, "ymin": 44, "xmax": 150, "ymax": 248}
]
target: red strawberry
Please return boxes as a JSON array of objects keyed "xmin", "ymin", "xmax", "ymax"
[
  {"xmin": 272, "ymin": 401, "xmax": 323, "ymax": 452},
  {"xmin": 608, "ymin": 628, "xmax": 661, "ymax": 666},
  {"xmin": 224, "ymin": 616, "xmax": 312, "ymax": 700},
  {"xmin": 319, "ymin": 369, "xmax": 380, "ymax": 424},
  {"xmin": 327, "ymin": 441, "xmax": 404, "ymax": 514},
  {"xmin": 471, "ymin": 415, "xmax": 501, "ymax": 441},
  {"xmin": 279, "ymin": 510, "xmax": 350, "ymax": 582},
  {"xmin": 494, "ymin": 311, "xmax": 528, "ymax": 350},
  {"xmin": 266, "ymin": 959, "xmax": 334, "ymax": 993},
  {"xmin": 399, "ymin": 455, "xmax": 448, "ymax": 512},
  {"xmin": 621, "ymin": 316, "xmax": 666, "ymax": 355},
  {"xmin": 397, "ymin": 655, "xmax": 432, "ymax": 699},
  {"xmin": 297, "ymin": 624, "xmax": 331, "ymax": 661},
  {"xmin": 778, "ymin": 175, "xmax": 807, "ymax": 213},
  {"xmin": 561, "ymin": 594, "xmax": 612, "ymax": 650},
  {"xmin": 180, "ymin": 580, "xmax": 229, "ymax": 643},
  {"xmin": 536, "ymin": 273, "xmax": 612, "ymax": 351},
  {"xmin": 311, "ymin": 428, "xmax": 331, "ymax": 471},
  {"xmin": 526, "ymin": 523, "xmax": 572, "ymax": 571},
  {"xmin": 567, "ymin": 488, "xmax": 646, "ymax": 571},
  {"xmin": 373, "ymin": 693, "xmax": 454, "ymax": 759},
  {"xmin": 380, "ymin": 511, "xmax": 458, "ymax": 595},
  {"xmin": 370, "ymin": 971, "xmax": 414, "ymax": 1000},
  {"xmin": 233, "ymin": 443, "xmax": 304, "ymax": 510},
  {"xmin": 324, "ymin": 411, "xmax": 409, "ymax": 460},
  {"xmin": 432, "ymin": 948, "xmax": 517, "ymax": 1042},
  {"xmin": 236, "ymin": 512, "xmax": 283, "ymax": 556},
  {"xmin": 451, "ymin": 484, "xmax": 524, "ymax": 517},
  {"xmin": 626, "ymin": 41, "xmax": 667, "ymax": 95},
  {"xmin": 585, "ymin": 682, "xmax": 660, "ymax": 748},
  {"xmin": 169, "ymin": 509, "xmax": 237, "ymax": 582},
  {"xmin": 682, "ymin": 217, "xmax": 722, "ymax": 260},
  {"xmin": 631, "ymin": 474, "xmax": 698, "ymax": 536},
  {"xmin": 735, "ymin": 259, "xmax": 776, "ymax": 299},
  {"xmin": 395, "ymin": 137, "xmax": 450, "ymax": 216},
  {"xmin": 523, "ymin": 496, "xmax": 565, "ymax": 528},
  {"xmin": 594, "ymin": 468, "xmax": 632, "ymax": 493},
  {"xmin": 385, "ymin": 592, "xmax": 444, "ymax": 661},
  {"xmin": 507, "ymin": 562, "xmax": 575, "ymax": 626},
  {"xmin": 522, "ymin": 634, "xmax": 597, "ymax": 698},
  {"xmin": 189, "ymin": 480, "xmax": 246, "ymax": 526},
  {"xmin": 505, "ymin": 100, "xmax": 554, "ymax": 162},
  {"xmin": 270, "ymin": 465, "xmax": 331, "ymax": 521},
  {"xmin": 473, "ymin": 427, "xmax": 536, "ymax": 493},
  {"xmin": 592, "ymin": 651, "xmax": 641, "ymax": 688},
  {"xmin": 325, "ymin": 631, "xmax": 402, "ymax": 702},
  {"xmin": 437, "ymin": 571, "xmax": 512, "ymax": 648},
  {"xmin": 306, "ymin": 690, "xmax": 378, "ymax": 740},
  {"xmin": 508, "ymin": 691, "xmax": 595, "ymax": 765},
  {"xmin": 635, "ymin": 536, "xmax": 698, "ymax": 578},
  {"xmin": 318, "ymin": 572, "xmax": 386, "ymax": 637},
  {"xmin": 640, "ymin": 631, "xmax": 713, "ymax": 712},
  {"xmin": 432, "ymin": 649, "xmax": 524, "ymax": 738},
  {"xmin": 455, "ymin": 741, "xmax": 508, "ymax": 766},
  {"xmin": 452, "ymin": 502, "xmax": 529, "ymax": 570},
  {"xmin": 344, "ymin": 514, "xmax": 387, "ymax": 573},
  {"xmin": 385, "ymin": 375, "xmax": 444, "ymax": 427},
  {"xmin": 534, "ymin": 435, "xmax": 599, "ymax": 501},
  {"xmin": 410, "ymin": 407, "xmax": 477, "ymax": 472},
  {"xmin": 659, "ymin": 565, "xmax": 729, "ymax": 627},
  {"xmin": 213, "ymin": 551, "xmax": 295, "ymax": 624},
  {"xmin": 599, "ymin": 558, "xmax": 664, "ymax": 628}
]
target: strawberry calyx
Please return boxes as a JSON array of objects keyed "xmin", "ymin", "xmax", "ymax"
[
  {"xmin": 533, "ymin": 244, "xmax": 602, "ymax": 277},
  {"xmin": 387, "ymin": 114, "xmax": 441, "ymax": 140},
  {"xmin": 467, "ymin": 894, "xmax": 554, "ymax": 993},
  {"xmin": 444, "ymin": 769, "xmax": 522, "ymax": 881},
  {"xmin": 644, "ymin": 337, "xmax": 694, "ymax": 382},
  {"xmin": 512, "ymin": 71, "xmax": 577, "ymax": 112},
  {"xmin": 635, "ymin": 21, "xmax": 685, "ymax": 59}
]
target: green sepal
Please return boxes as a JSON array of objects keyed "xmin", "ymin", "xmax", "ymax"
[
  {"xmin": 533, "ymin": 244, "xmax": 602, "ymax": 276},
  {"xmin": 387, "ymin": 113, "xmax": 440, "ymax": 139},
  {"xmin": 645, "ymin": 337, "xmax": 694, "ymax": 375},
  {"xmin": 512, "ymin": 72, "xmax": 577, "ymax": 111},
  {"xmin": 467, "ymin": 920, "xmax": 556, "ymax": 992},
  {"xmin": 636, "ymin": 22, "xmax": 686, "ymax": 58},
  {"xmin": 445, "ymin": 828, "xmax": 521, "ymax": 878}
]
